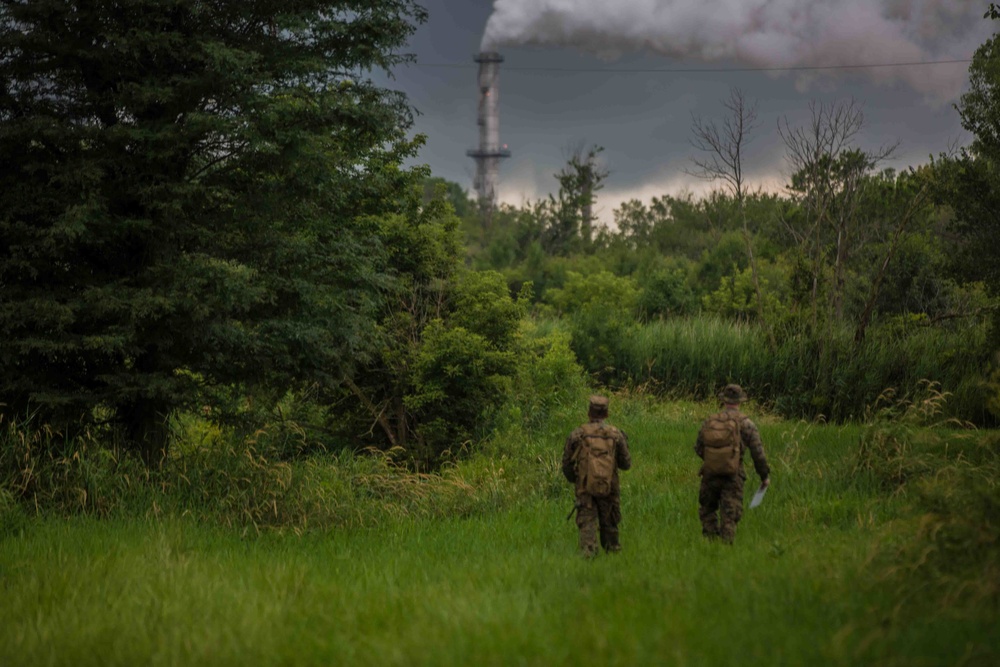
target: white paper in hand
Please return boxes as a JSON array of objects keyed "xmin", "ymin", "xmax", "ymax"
[{"xmin": 749, "ymin": 485, "xmax": 768, "ymax": 509}]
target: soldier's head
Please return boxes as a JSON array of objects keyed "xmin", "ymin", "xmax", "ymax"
[
  {"xmin": 718, "ymin": 384, "xmax": 747, "ymax": 406},
  {"xmin": 588, "ymin": 395, "xmax": 609, "ymax": 421}
]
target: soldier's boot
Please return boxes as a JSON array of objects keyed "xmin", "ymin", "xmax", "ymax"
[
  {"xmin": 699, "ymin": 499, "xmax": 721, "ymax": 539},
  {"xmin": 601, "ymin": 527, "xmax": 621, "ymax": 553}
]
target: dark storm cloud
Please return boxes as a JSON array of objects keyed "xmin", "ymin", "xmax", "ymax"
[{"xmin": 482, "ymin": 0, "xmax": 989, "ymax": 101}]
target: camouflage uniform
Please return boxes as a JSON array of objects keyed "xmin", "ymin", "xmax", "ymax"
[
  {"xmin": 694, "ymin": 385, "xmax": 770, "ymax": 543},
  {"xmin": 562, "ymin": 396, "xmax": 632, "ymax": 557}
]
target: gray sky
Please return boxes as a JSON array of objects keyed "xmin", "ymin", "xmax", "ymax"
[{"xmin": 389, "ymin": 1, "xmax": 992, "ymax": 222}]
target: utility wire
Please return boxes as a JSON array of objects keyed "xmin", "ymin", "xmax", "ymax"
[{"xmin": 413, "ymin": 58, "xmax": 971, "ymax": 73}]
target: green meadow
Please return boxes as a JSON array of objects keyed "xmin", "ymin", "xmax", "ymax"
[
  {"xmin": 2, "ymin": 397, "xmax": 997, "ymax": 667},
  {"xmin": 4, "ymin": 5, "xmax": 1000, "ymax": 667}
]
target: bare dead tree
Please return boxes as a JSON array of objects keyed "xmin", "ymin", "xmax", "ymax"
[
  {"xmin": 778, "ymin": 99, "xmax": 898, "ymax": 325},
  {"xmin": 688, "ymin": 88, "xmax": 758, "ymax": 202},
  {"xmin": 557, "ymin": 142, "xmax": 609, "ymax": 246},
  {"xmin": 688, "ymin": 87, "xmax": 775, "ymax": 348}
]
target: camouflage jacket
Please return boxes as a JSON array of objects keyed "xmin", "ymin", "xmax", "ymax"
[
  {"xmin": 694, "ymin": 408, "xmax": 770, "ymax": 480},
  {"xmin": 562, "ymin": 420, "xmax": 632, "ymax": 493}
]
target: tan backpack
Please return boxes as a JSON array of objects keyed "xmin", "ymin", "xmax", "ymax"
[
  {"xmin": 699, "ymin": 411, "xmax": 742, "ymax": 476},
  {"xmin": 575, "ymin": 422, "xmax": 617, "ymax": 497}
]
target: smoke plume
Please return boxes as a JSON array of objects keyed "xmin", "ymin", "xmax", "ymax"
[{"xmin": 481, "ymin": 0, "xmax": 990, "ymax": 101}]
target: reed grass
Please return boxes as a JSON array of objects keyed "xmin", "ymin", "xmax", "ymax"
[{"xmin": 612, "ymin": 316, "xmax": 993, "ymax": 425}]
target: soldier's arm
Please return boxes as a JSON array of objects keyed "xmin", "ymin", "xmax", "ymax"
[
  {"xmin": 615, "ymin": 430, "xmax": 632, "ymax": 471},
  {"xmin": 741, "ymin": 417, "xmax": 770, "ymax": 481},
  {"xmin": 694, "ymin": 429, "xmax": 705, "ymax": 459},
  {"xmin": 561, "ymin": 432, "xmax": 579, "ymax": 483}
]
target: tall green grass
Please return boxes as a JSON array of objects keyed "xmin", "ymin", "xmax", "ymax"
[
  {"xmin": 613, "ymin": 316, "xmax": 994, "ymax": 425},
  {"xmin": 854, "ymin": 386, "xmax": 1000, "ymax": 613},
  {"xmin": 2, "ymin": 396, "xmax": 997, "ymax": 666}
]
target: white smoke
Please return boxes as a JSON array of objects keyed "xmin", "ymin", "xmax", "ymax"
[{"xmin": 481, "ymin": 0, "xmax": 991, "ymax": 101}]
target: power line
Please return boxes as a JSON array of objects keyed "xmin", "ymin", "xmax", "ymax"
[{"xmin": 413, "ymin": 58, "xmax": 972, "ymax": 73}]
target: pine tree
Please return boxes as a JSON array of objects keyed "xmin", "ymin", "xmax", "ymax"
[{"xmin": 0, "ymin": 0, "xmax": 427, "ymax": 464}]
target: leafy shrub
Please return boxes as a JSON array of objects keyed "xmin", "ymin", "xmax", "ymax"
[
  {"xmin": 637, "ymin": 265, "xmax": 698, "ymax": 320},
  {"xmin": 407, "ymin": 321, "xmax": 515, "ymax": 466},
  {"xmin": 694, "ymin": 229, "xmax": 746, "ymax": 290},
  {"xmin": 544, "ymin": 270, "xmax": 640, "ymax": 380},
  {"xmin": 339, "ymin": 177, "xmax": 526, "ymax": 468},
  {"xmin": 510, "ymin": 320, "xmax": 587, "ymax": 430},
  {"xmin": 449, "ymin": 270, "xmax": 522, "ymax": 349},
  {"xmin": 701, "ymin": 263, "xmax": 790, "ymax": 325}
]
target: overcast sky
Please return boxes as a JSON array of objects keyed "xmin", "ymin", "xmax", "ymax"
[{"xmin": 386, "ymin": 1, "xmax": 992, "ymax": 221}]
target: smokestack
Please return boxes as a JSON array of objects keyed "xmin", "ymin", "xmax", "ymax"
[{"xmin": 466, "ymin": 52, "xmax": 510, "ymax": 208}]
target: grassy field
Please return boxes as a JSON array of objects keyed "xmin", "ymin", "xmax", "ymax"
[{"xmin": 1, "ymin": 398, "xmax": 997, "ymax": 666}]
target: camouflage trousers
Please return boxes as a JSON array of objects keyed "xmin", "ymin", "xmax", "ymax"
[
  {"xmin": 575, "ymin": 492, "xmax": 622, "ymax": 556},
  {"xmin": 698, "ymin": 473, "xmax": 745, "ymax": 543}
]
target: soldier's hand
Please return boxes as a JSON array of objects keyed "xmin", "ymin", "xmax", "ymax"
[{"xmin": 761, "ymin": 477, "xmax": 770, "ymax": 488}]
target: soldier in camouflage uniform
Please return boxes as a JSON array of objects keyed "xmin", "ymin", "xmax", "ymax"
[
  {"xmin": 694, "ymin": 384, "xmax": 770, "ymax": 543},
  {"xmin": 562, "ymin": 395, "xmax": 632, "ymax": 557}
]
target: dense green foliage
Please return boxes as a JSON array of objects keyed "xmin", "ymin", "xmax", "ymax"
[
  {"xmin": 932, "ymin": 11, "xmax": 1000, "ymax": 343},
  {"xmin": 453, "ymin": 46, "xmax": 999, "ymax": 426},
  {"xmin": 459, "ymin": 168, "xmax": 995, "ymax": 423},
  {"xmin": 0, "ymin": 0, "xmax": 427, "ymax": 462}
]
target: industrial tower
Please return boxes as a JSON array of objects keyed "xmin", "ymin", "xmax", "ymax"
[{"xmin": 466, "ymin": 52, "xmax": 510, "ymax": 208}]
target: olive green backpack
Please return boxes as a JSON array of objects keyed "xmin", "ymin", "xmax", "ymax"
[
  {"xmin": 699, "ymin": 411, "xmax": 742, "ymax": 476},
  {"xmin": 575, "ymin": 422, "xmax": 617, "ymax": 497}
]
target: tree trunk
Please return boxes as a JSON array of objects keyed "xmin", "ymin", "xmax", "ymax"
[
  {"xmin": 581, "ymin": 178, "xmax": 593, "ymax": 245},
  {"xmin": 395, "ymin": 394, "xmax": 408, "ymax": 450},
  {"xmin": 345, "ymin": 377, "xmax": 397, "ymax": 448},
  {"xmin": 833, "ymin": 226, "xmax": 847, "ymax": 322},
  {"xmin": 123, "ymin": 398, "xmax": 171, "ymax": 468}
]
